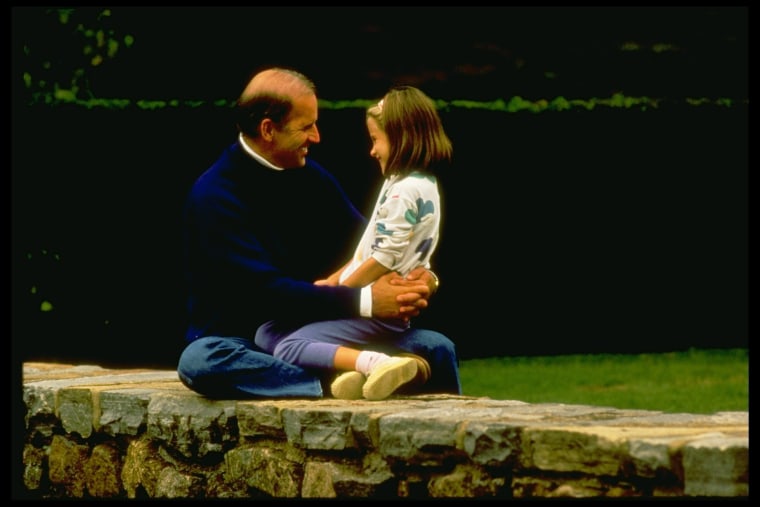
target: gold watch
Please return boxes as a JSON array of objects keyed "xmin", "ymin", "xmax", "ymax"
[{"xmin": 429, "ymin": 270, "xmax": 440, "ymax": 291}]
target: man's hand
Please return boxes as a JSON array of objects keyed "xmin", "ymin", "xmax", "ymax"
[
  {"xmin": 396, "ymin": 266, "xmax": 438, "ymax": 295},
  {"xmin": 372, "ymin": 271, "xmax": 430, "ymax": 320}
]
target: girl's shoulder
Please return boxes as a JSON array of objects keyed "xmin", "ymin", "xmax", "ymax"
[
  {"xmin": 387, "ymin": 171, "xmax": 439, "ymax": 198},
  {"xmin": 394, "ymin": 170, "xmax": 437, "ymax": 185},
  {"xmin": 398, "ymin": 171, "xmax": 437, "ymax": 187}
]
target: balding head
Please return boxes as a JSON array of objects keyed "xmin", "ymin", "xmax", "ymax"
[
  {"xmin": 241, "ymin": 68, "xmax": 315, "ymax": 102},
  {"xmin": 236, "ymin": 68, "xmax": 317, "ymax": 137}
]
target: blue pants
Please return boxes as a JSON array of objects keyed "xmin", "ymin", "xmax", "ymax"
[
  {"xmin": 177, "ymin": 328, "xmax": 461, "ymax": 399},
  {"xmin": 255, "ymin": 318, "xmax": 408, "ymax": 370}
]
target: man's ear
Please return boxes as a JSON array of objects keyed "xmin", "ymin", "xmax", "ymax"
[{"xmin": 260, "ymin": 119, "xmax": 276, "ymax": 141}]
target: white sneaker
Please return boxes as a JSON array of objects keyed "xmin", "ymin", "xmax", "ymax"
[
  {"xmin": 330, "ymin": 371, "xmax": 366, "ymax": 400},
  {"xmin": 362, "ymin": 357, "xmax": 418, "ymax": 401}
]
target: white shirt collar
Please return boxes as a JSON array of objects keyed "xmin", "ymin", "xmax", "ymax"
[{"xmin": 238, "ymin": 133, "xmax": 284, "ymax": 171}]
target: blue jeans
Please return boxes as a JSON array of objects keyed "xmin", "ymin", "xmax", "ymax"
[{"xmin": 177, "ymin": 328, "xmax": 461, "ymax": 399}]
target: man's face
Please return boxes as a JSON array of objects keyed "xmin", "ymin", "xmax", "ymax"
[{"xmin": 270, "ymin": 93, "xmax": 320, "ymax": 168}]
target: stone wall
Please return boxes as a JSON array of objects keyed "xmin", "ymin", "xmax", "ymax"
[{"xmin": 19, "ymin": 362, "xmax": 748, "ymax": 499}]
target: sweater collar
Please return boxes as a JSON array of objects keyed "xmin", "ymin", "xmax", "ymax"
[{"xmin": 238, "ymin": 134, "xmax": 284, "ymax": 171}]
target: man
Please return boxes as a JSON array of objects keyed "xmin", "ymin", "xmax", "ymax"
[{"xmin": 177, "ymin": 67, "xmax": 461, "ymax": 398}]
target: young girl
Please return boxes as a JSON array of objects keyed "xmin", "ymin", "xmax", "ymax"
[{"xmin": 254, "ymin": 86, "xmax": 453, "ymax": 400}]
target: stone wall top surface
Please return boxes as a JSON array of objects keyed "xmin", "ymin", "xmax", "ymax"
[{"xmin": 21, "ymin": 362, "xmax": 749, "ymax": 498}]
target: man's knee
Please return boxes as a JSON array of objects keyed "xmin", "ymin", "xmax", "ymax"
[
  {"xmin": 178, "ymin": 336, "xmax": 241, "ymax": 379},
  {"xmin": 404, "ymin": 328, "xmax": 456, "ymax": 353}
]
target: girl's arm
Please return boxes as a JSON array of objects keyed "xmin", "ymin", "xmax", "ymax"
[
  {"xmin": 339, "ymin": 257, "xmax": 390, "ymax": 288},
  {"xmin": 314, "ymin": 259, "xmax": 352, "ymax": 286}
]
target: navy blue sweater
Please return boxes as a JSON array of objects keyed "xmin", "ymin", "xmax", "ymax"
[{"xmin": 183, "ymin": 141, "xmax": 367, "ymax": 342}]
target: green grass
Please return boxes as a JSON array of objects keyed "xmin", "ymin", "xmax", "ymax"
[{"xmin": 459, "ymin": 348, "xmax": 748, "ymax": 414}]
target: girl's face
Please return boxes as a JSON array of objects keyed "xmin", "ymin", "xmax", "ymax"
[{"xmin": 366, "ymin": 117, "xmax": 390, "ymax": 175}]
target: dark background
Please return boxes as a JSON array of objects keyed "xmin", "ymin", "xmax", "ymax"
[{"xmin": 12, "ymin": 7, "xmax": 748, "ymax": 366}]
